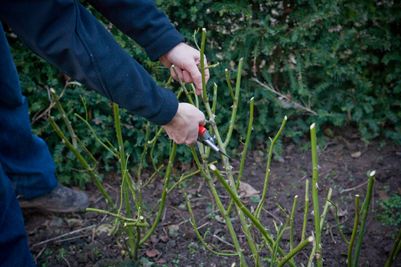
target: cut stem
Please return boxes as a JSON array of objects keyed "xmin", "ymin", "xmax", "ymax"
[
  {"xmin": 347, "ymin": 194, "xmax": 360, "ymax": 267},
  {"xmin": 310, "ymin": 123, "xmax": 322, "ymax": 266},
  {"xmin": 352, "ymin": 170, "xmax": 376, "ymax": 266}
]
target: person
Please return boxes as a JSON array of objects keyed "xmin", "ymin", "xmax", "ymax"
[{"xmin": 0, "ymin": 0, "xmax": 209, "ymax": 266}]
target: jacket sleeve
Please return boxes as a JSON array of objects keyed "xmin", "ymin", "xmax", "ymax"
[
  {"xmin": 87, "ymin": 0, "xmax": 185, "ymax": 61},
  {"xmin": 0, "ymin": 0, "xmax": 178, "ymax": 125}
]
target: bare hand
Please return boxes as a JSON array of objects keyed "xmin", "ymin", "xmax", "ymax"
[
  {"xmin": 160, "ymin": 43, "xmax": 209, "ymax": 95},
  {"xmin": 162, "ymin": 103, "xmax": 205, "ymax": 145}
]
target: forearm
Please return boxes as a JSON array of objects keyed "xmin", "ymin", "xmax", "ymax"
[
  {"xmin": 86, "ymin": 0, "xmax": 184, "ymax": 61},
  {"xmin": 0, "ymin": 0, "xmax": 178, "ymax": 125}
]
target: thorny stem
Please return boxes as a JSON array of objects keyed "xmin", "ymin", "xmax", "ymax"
[
  {"xmin": 200, "ymin": 28, "xmax": 208, "ymax": 101},
  {"xmin": 86, "ymin": 208, "xmax": 147, "ymax": 227},
  {"xmin": 352, "ymin": 171, "xmax": 376, "ymax": 266},
  {"xmin": 225, "ymin": 68, "xmax": 235, "ymax": 100},
  {"xmin": 113, "ymin": 104, "xmax": 136, "ymax": 258},
  {"xmin": 167, "ymin": 169, "xmax": 200, "ymax": 193},
  {"xmin": 347, "ymin": 195, "xmax": 360, "ymax": 267},
  {"xmin": 384, "ymin": 227, "xmax": 401, "ymax": 267},
  {"xmin": 211, "ymin": 83, "xmax": 218, "ymax": 114},
  {"xmin": 198, "ymin": 29, "xmax": 253, "ymax": 266},
  {"xmin": 50, "ymin": 90, "xmax": 78, "ymax": 148},
  {"xmin": 290, "ymin": 195, "xmax": 299, "ymax": 252},
  {"xmin": 140, "ymin": 142, "xmax": 177, "ymax": 245},
  {"xmin": 255, "ymin": 116, "xmax": 287, "ymax": 218},
  {"xmin": 320, "ymin": 188, "xmax": 333, "ymax": 230},
  {"xmin": 191, "ymin": 149, "xmax": 247, "ymax": 266},
  {"xmin": 278, "ymin": 236, "xmax": 314, "ymax": 267},
  {"xmin": 271, "ymin": 221, "xmax": 288, "ymax": 265},
  {"xmin": 310, "ymin": 123, "xmax": 322, "ymax": 267},
  {"xmin": 226, "ymin": 97, "xmax": 254, "ymax": 214},
  {"xmin": 223, "ymin": 58, "xmax": 243, "ymax": 148},
  {"xmin": 184, "ymin": 191, "xmax": 237, "ymax": 257},
  {"xmin": 301, "ymin": 179, "xmax": 310, "ymax": 241},
  {"xmin": 75, "ymin": 113, "xmax": 118, "ymax": 157},
  {"xmin": 49, "ymin": 117, "xmax": 113, "ymax": 206},
  {"xmin": 210, "ymin": 164, "xmax": 293, "ymax": 258}
]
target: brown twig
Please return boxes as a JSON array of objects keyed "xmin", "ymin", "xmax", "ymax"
[
  {"xmin": 32, "ymin": 225, "xmax": 96, "ymax": 248},
  {"xmin": 252, "ymin": 78, "xmax": 317, "ymax": 115}
]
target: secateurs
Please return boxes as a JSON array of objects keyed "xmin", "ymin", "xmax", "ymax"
[{"xmin": 198, "ymin": 125, "xmax": 230, "ymax": 159}]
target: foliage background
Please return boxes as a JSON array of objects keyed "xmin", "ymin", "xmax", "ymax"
[{"xmin": 6, "ymin": 0, "xmax": 401, "ymax": 184}]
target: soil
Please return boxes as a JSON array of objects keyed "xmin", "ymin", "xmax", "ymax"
[{"xmin": 24, "ymin": 129, "xmax": 401, "ymax": 267}]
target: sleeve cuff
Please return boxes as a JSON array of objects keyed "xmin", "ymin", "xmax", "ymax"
[
  {"xmin": 146, "ymin": 87, "xmax": 179, "ymax": 125},
  {"xmin": 145, "ymin": 28, "xmax": 184, "ymax": 61}
]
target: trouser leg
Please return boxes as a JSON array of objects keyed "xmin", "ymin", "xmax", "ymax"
[
  {"xmin": 0, "ymin": 162, "xmax": 36, "ymax": 267},
  {"xmin": 0, "ymin": 23, "xmax": 58, "ymax": 199}
]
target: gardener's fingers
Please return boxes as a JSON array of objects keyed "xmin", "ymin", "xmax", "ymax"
[{"xmin": 170, "ymin": 67, "xmax": 184, "ymax": 83}]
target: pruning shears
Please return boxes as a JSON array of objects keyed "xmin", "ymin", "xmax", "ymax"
[{"xmin": 198, "ymin": 125, "xmax": 230, "ymax": 159}]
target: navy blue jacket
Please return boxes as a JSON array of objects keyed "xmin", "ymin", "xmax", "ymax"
[{"xmin": 0, "ymin": 0, "xmax": 183, "ymax": 125}]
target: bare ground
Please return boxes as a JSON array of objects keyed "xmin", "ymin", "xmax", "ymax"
[{"xmin": 24, "ymin": 129, "xmax": 401, "ymax": 266}]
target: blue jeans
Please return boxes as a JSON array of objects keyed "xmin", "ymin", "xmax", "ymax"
[{"xmin": 1, "ymin": 23, "xmax": 58, "ymax": 266}]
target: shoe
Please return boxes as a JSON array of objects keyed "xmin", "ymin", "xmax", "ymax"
[{"xmin": 19, "ymin": 185, "xmax": 89, "ymax": 213}]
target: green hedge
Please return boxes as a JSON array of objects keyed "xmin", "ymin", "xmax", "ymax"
[
  {"xmin": 6, "ymin": 0, "xmax": 401, "ymax": 185},
  {"xmin": 159, "ymin": 0, "xmax": 401, "ymax": 142}
]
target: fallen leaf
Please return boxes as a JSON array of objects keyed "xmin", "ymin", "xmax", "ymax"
[
  {"xmin": 95, "ymin": 223, "xmax": 113, "ymax": 236},
  {"xmin": 145, "ymin": 248, "xmax": 160, "ymax": 258},
  {"xmin": 378, "ymin": 190, "xmax": 389, "ymax": 200},
  {"xmin": 168, "ymin": 224, "xmax": 180, "ymax": 238},
  {"xmin": 156, "ymin": 258, "xmax": 167, "ymax": 264},
  {"xmin": 159, "ymin": 233, "xmax": 169, "ymax": 243},
  {"xmin": 351, "ymin": 151, "xmax": 362, "ymax": 158},
  {"xmin": 238, "ymin": 181, "xmax": 260, "ymax": 198}
]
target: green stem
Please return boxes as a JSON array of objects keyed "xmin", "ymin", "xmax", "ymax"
[
  {"xmin": 226, "ymin": 97, "xmax": 254, "ymax": 214},
  {"xmin": 301, "ymin": 179, "xmax": 310, "ymax": 241},
  {"xmin": 209, "ymin": 164, "xmax": 276, "ymax": 249},
  {"xmin": 320, "ymin": 188, "xmax": 333, "ymax": 230},
  {"xmin": 191, "ymin": 149, "xmax": 247, "ymax": 266},
  {"xmin": 113, "ymin": 103, "xmax": 136, "ymax": 259},
  {"xmin": 278, "ymin": 236, "xmax": 314, "ymax": 267},
  {"xmin": 184, "ymin": 192, "xmax": 237, "ymax": 257},
  {"xmin": 310, "ymin": 123, "xmax": 322, "ymax": 266},
  {"xmin": 271, "ymin": 222, "xmax": 288, "ymax": 266},
  {"xmin": 225, "ymin": 68, "xmax": 235, "ymax": 100},
  {"xmin": 200, "ymin": 28, "xmax": 208, "ymax": 101},
  {"xmin": 384, "ymin": 227, "xmax": 401, "ymax": 267},
  {"xmin": 49, "ymin": 117, "xmax": 113, "ymax": 206},
  {"xmin": 347, "ymin": 195, "xmax": 360, "ymax": 267},
  {"xmin": 255, "ymin": 116, "xmax": 287, "ymax": 218},
  {"xmin": 140, "ymin": 142, "xmax": 177, "ymax": 245},
  {"xmin": 211, "ymin": 83, "xmax": 218, "ymax": 114},
  {"xmin": 223, "ymin": 58, "xmax": 243, "ymax": 147},
  {"xmin": 86, "ymin": 208, "xmax": 147, "ymax": 227},
  {"xmin": 51, "ymin": 90, "xmax": 78, "ymax": 148},
  {"xmin": 352, "ymin": 170, "xmax": 376, "ymax": 266},
  {"xmin": 75, "ymin": 113, "xmax": 118, "ymax": 157},
  {"xmin": 290, "ymin": 195, "xmax": 299, "ymax": 252},
  {"xmin": 167, "ymin": 169, "xmax": 200, "ymax": 193}
]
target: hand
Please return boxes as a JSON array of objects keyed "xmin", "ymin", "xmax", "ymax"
[
  {"xmin": 162, "ymin": 103, "xmax": 205, "ymax": 145},
  {"xmin": 160, "ymin": 42, "xmax": 209, "ymax": 95}
]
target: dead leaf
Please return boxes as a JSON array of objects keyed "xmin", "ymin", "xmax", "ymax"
[
  {"xmin": 156, "ymin": 258, "xmax": 167, "ymax": 264},
  {"xmin": 238, "ymin": 181, "xmax": 260, "ymax": 198},
  {"xmin": 351, "ymin": 151, "xmax": 362, "ymax": 158},
  {"xmin": 145, "ymin": 248, "xmax": 160, "ymax": 258},
  {"xmin": 378, "ymin": 190, "xmax": 389, "ymax": 200},
  {"xmin": 168, "ymin": 224, "xmax": 180, "ymax": 238},
  {"xmin": 159, "ymin": 233, "xmax": 169, "ymax": 243},
  {"xmin": 95, "ymin": 223, "xmax": 113, "ymax": 236}
]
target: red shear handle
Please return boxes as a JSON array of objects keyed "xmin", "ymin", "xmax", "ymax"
[{"xmin": 198, "ymin": 125, "xmax": 207, "ymax": 137}]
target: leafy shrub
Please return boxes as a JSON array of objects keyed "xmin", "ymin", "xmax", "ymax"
[
  {"xmin": 159, "ymin": 0, "xmax": 401, "ymax": 143},
  {"xmin": 378, "ymin": 194, "xmax": 401, "ymax": 227},
  {"xmin": 5, "ymin": 0, "xmax": 401, "ymax": 185}
]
